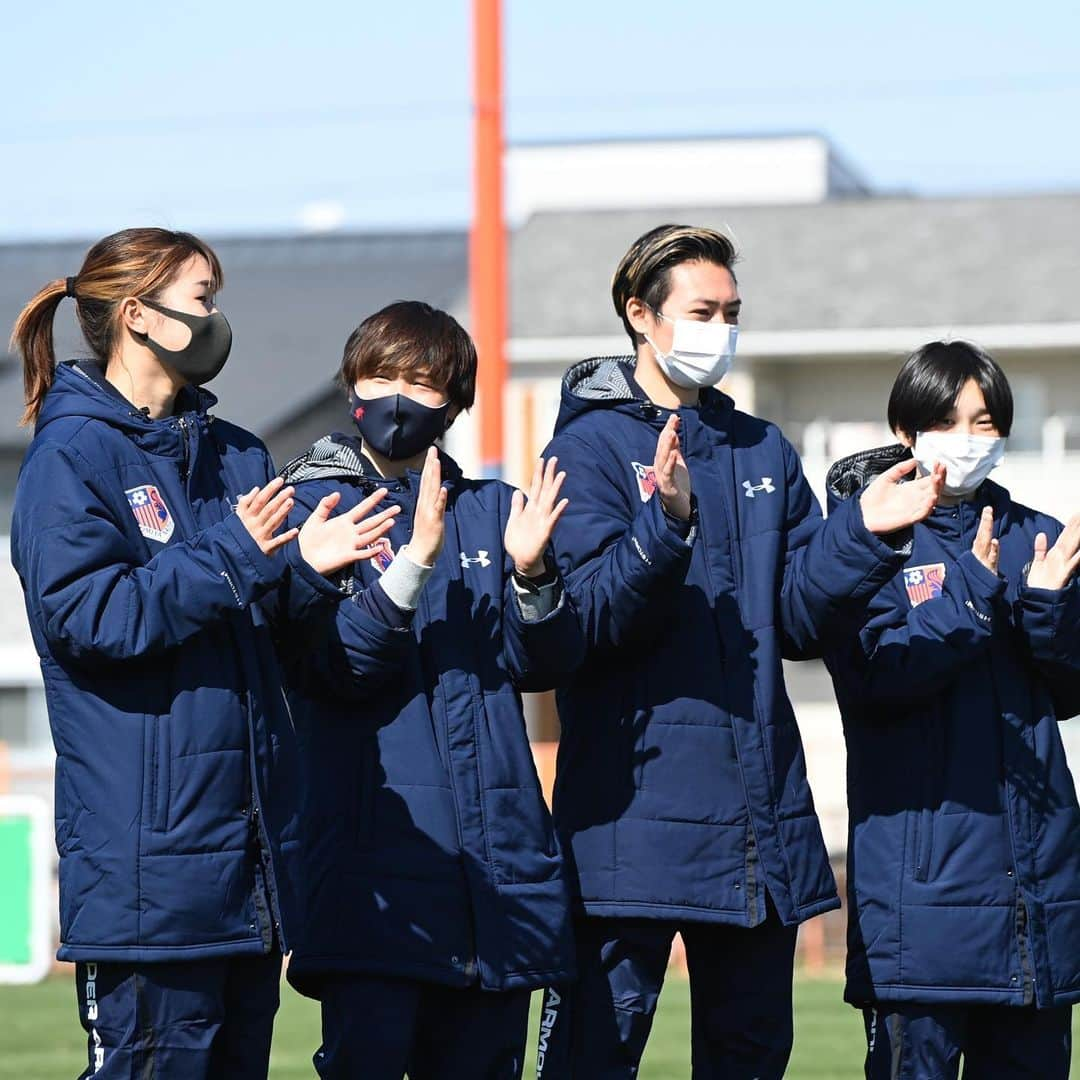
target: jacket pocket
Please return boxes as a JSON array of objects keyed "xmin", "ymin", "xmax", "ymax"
[
  {"xmin": 912, "ymin": 807, "xmax": 935, "ymax": 882},
  {"xmin": 912, "ymin": 716, "xmax": 942, "ymax": 882},
  {"xmin": 354, "ymin": 737, "xmax": 377, "ymax": 850},
  {"xmin": 151, "ymin": 716, "xmax": 171, "ymax": 832}
]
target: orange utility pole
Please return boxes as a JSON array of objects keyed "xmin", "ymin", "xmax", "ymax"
[{"xmin": 471, "ymin": 0, "xmax": 507, "ymax": 477}]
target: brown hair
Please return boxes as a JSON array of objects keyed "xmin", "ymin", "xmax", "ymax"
[
  {"xmin": 10, "ymin": 227, "xmax": 223, "ymax": 425},
  {"xmin": 339, "ymin": 301, "xmax": 477, "ymax": 412},
  {"xmin": 611, "ymin": 224, "xmax": 738, "ymax": 347}
]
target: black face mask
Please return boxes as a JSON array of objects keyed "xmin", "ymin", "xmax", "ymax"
[
  {"xmin": 349, "ymin": 389, "xmax": 450, "ymax": 460},
  {"xmin": 138, "ymin": 298, "xmax": 233, "ymax": 386}
]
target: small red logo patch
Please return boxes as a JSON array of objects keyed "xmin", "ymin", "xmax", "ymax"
[
  {"xmin": 631, "ymin": 461, "xmax": 657, "ymax": 503},
  {"xmin": 353, "ymin": 406, "xmax": 365, "ymax": 421},
  {"xmin": 371, "ymin": 537, "xmax": 395, "ymax": 575}
]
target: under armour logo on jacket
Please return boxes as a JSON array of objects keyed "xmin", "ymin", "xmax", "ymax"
[
  {"xmin": 460, "ymin": 551, "xmax": 492, "ymax": 569},
  {"xmin": 743, "ymin": 478, "xmax": 776, "ymax": 498}
]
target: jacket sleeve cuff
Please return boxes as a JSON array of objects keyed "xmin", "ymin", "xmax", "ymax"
[
  {"xmin": 284, "ymin": 540, "xmax": 349, "ymax": 609},
  {"xmin": 955, "ymin": 549, "xmax": 1008, "ymax": 601},
  {"xmin": 512, "ymin": 577, "xmax": 562, "ymax": 623},
  {"xmin": 846, "ymin": 494, "xmax": 913, "ymax": 568},
  {"xmin": 221, "ymin": 512, "xmax": 288, "ymax": 591},
  {"xmin": 376, "ymin": 547, "xmax": 434, "ymax": 613}
]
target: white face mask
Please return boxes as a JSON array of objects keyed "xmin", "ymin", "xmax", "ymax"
[
  {"xmin": 645, "ymin": 312, "xmax": 738, "ymax": 390},
  {"xmin": 912, "ymin": 431, "xmax": 1006, "ymax": 497}
]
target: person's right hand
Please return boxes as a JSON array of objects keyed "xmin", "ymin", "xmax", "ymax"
[
  {"xmin": 859, "ymin": 458, "xmax": 944, "ymax": 536},
  {"xmin": 236, "ymin": 477, "xmax": 298, "ymax": 556},
  {"xmin": 971, "ymin": 506, "xmax": 1000, "ymax": 575},
  {"xmin": 298, "ymin": 488, "xmax": 401, "ymax": 576},
  {"xmin": 654, "ymin": 414, "xmax": 691, "ymax": 521},
  {"xmin": 405, "ymin": 447, "xmax": 448, "ymax": 567}
]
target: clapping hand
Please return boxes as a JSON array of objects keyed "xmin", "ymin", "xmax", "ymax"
[
  {"xmin": 236, "ymin": 478, "xmax": 299, "ymax": 556},
  {"xmin": 298, "ymin": 488, "xmax": 401, "ymax": 576},
  {"xmin": 504, "ymin": 457, "xmax": 569, "ymax": 577},
  {"xmin": 1028, "ymin": 514, "xmax": 1080, "ymax": 591},
  {"xmin": 860, "ymin": 458, "xmax": 945, "ymax": 536},
  {"xmin": 971, "ymin": 506, "xmax": 1000, "ymax": 574},
  {"xmin": 654, "ymin": 414, "xmax": 691, "ymax": 522},
  {"xmin": 407, "ymin": 448, "xmax": 449, "ymax": 567}
]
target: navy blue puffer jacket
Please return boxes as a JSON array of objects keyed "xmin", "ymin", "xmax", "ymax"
[
  {"xmin": 826, "ymin": 446, "xmax": 1080, "ymax": 1008},
  {"xmin": 277, "ymin": 436, "xmax": 585, "ymax": 995},
  {"xmin": 10, "ymin": 362, "xmax": 330, "ymax": 963},
  {"xmin": 542, "ymin": 358, "xmax": 907, "ymax": 928}
]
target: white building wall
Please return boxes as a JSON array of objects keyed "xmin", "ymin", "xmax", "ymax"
[{"xmin": 507, "ymin": 135, "xmax": 849, "ymax": 223}]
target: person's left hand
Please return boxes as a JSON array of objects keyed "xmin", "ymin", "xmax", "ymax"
[
  {"xmin": 859, "ymin": 458, "xmax": 945, "ymax": 536},
  {"xmin": 971, "ymin": 506, "xmax": 1000, "ymax": 575},
  {"xmin": 1027, "ymin": 514, "xmax": 1080, "ymax": 590},
  {"xmin": 504, "ymin": 457, "xmax": 569, "ymax": 577}
]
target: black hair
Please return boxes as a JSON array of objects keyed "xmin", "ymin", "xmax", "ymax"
[{"xmin": 887, "ymin": 340, "xmax": 1013, "ymax": 439}]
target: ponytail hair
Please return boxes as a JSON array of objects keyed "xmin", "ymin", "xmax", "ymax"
[
  {"xmin": 9, "ymin": 227, "xmax": 223, "ymax": 426},
  {"xmin": 11, "ymin": 278, "xmax": 68, "ymax": 426}
]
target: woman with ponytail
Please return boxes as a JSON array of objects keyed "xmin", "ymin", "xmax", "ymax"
[{"xmin": 9, "ymin": 228, "xmax": 399, "ymax": 1078}]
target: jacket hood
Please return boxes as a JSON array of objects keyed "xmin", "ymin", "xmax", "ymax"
[
  {"xmin": 825, "ymin": 443, "xmax": 912, "ymax": 512},
  {"xmin": 35, "ymin": 361, "xmax": 216, "ymax": 438},
  {"xmin": 279, "ymin": 432, "xmax": 464, "ymax": 488},
  {"xmin": 554, "ymin": 354, "xmax": 734, "ymax": 434}
]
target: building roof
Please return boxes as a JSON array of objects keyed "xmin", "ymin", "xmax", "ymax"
[
  {"xmin": 0, "ymin": 231, "xmax": 468, "ymax": 449},
  {"xmin": 509, "ymin": 192, "xmax": 1080, "ymax": 339}
]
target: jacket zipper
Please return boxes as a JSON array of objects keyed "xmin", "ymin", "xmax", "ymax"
[
  {"xmin": 677, "ymin": 411, "xmax": 764, "ymax": 926},
  {"xmin": 1015, "ymin": 894, "xmax": 1035, "ymax": 1004},
  {"xmin": 176, "ymin": 416, "xmax": 191, "ymax": 483},
  {"xmin": 418, "ymin": 525, "xmax": 479, "ymax": 984}
]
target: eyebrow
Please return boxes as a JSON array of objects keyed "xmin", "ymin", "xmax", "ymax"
[{"xmin": 690, "ymin": 297, "xmax": 742, "ymax": 307}]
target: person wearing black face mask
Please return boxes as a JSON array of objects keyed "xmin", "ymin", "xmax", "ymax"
[
  {"xmin": 136, "ymin": 295, "xmax": 234, "ymax": 386},
  {"xmin": 275, "ymin": 300, "xmax": 586, "ymax": 1080},
  {"xmin": 9, "ymin": 227, "xmax": 400, "ymax": 1079}
]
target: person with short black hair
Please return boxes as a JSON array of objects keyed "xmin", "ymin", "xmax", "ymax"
[
  {"xmin": 825, "ymin": 340, "xmax": 1080, "ymax": 1079},
  {"xmin": 535, "ymin": 224, "xmax": 944, "ymax": 1078},
  {"xmin": 276, "ymin": 300, "xmax": 586, "ymax": 1079}
]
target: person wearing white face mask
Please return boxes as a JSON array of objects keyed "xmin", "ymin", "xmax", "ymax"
[
  {"xmin": 824, "ymin": 340, "xmax": 1080, "ymax": 1080},
  {"xmin": 535, "ymin": 224, "xmax": 945, "ymax": 1079}
]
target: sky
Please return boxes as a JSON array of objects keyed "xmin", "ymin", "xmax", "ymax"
[{"xmin": 1, "ymin": 0, "xmax": 1078, "ymax": 241}]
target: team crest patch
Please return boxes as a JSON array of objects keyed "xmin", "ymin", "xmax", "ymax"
[
  {"xmin": 904, "ymin": 563, "xmax": 946, "ymax": 607},
  {"xmin": 370, "ymin": 537, "xmax": 395, "ymax": 575},
  {"xmin": 125, "ymin": 485, "xmax": 175, "ymax": 543},
  {"xmin": 631, "ymin": 461, "xmax": 657, "ymax": 502}
]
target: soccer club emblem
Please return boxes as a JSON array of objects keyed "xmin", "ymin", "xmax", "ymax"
[
  {"xmin": 125, "ymin": 484, "xmax": 175, "ymax": 543},
  {"xmin": 631, "ymin": 461, "xmax": 658, "ymax": 503},
  {"xmin": 370, "ymin": 537, "xmax": 395, "ymax": 575},
  {"xmin": 903, "ymin": 563, "xmax": 946, "ymax": 607}
]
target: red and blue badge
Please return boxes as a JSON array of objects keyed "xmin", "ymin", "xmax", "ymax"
[
  {"xmin": 631, "ymin": 461, "xmax": 657, "ymax": 503},
  {"xmin": 903, "ymin": 563, "xmax": 946, "ymax": 607},
  {"xmin": 125, "ymin": 484, "xmax": 175, "ymax": 543},
  {"xmin": 370, "ymin": 537, "xmax": 395, "ymax": 575}
]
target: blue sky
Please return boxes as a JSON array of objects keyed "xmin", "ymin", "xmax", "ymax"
[{"xmin": 2, "ymin": 0, "xmax": 1078, "ymax": 240}]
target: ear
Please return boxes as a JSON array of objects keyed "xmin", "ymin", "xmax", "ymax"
[
  {"xmin": 895, "ymin": 428, "xmax": 914, "ymax": 448},
  {"xmin": 625, "ymin": 297, "xmax": 653, "ymax": 339},
  {"xmin": 118, "ymin": 296, "xmax": 149, "ymax": 337}
]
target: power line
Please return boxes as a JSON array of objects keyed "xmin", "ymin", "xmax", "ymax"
[{"xmin": 2, "ymin": 72, "xmax": 1078, "ymax": 146}]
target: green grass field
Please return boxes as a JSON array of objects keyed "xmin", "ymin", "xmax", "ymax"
[{"xmin": 1, "ymin": 974, "xmax": 1076, "ymax": 1078}]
